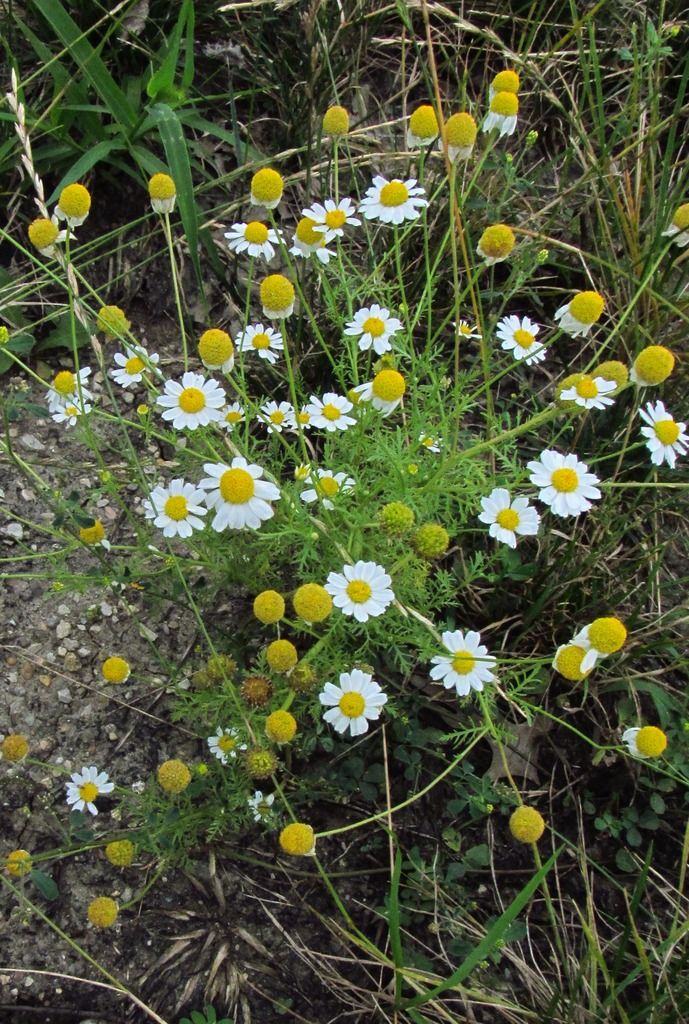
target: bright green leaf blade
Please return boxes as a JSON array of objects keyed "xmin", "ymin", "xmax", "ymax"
[
  {"xmin": 48, "ymin": 140, "xmax": 126, "ymax": 203},
  {"xmin": 146, "ymin": 0, "xmax": 191, "ymax": 100},
  {"xmin": 150, "ymin": 102, "xmax": 201, "ymax": 287},
  {"xmin": 30, "ymin": 869, "xmax": 59, "ymax": 901}
]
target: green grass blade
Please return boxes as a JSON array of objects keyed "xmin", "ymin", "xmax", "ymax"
[
  {"xmin": 146, "ymin": 0, "xmax": 193, "ymax": 100},
  {"xmin": 48, "ymin": 140, "xmax": 126, "ymax": 203},
  {"xmin": 150, "ymin": 102, "xmax": 201, "ymax": 288}
]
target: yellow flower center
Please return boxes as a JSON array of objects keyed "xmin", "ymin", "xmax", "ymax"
[
  {"xmin": 244, "ymin": 221, "xmax": 269, "ymax": 244},
  {"xmin": 380, "ymin": 181, "xmax": 409, "ymax": 207},
  {"xmin": 293, "ymin": 583, "xmax": 332, "ymax": 622},
  {"xmin": 178, "ymin": 387, "xmax": 206, "ymax": 413},
  {"xmin": 125, "ymin": 356, "xmax": 145, "ymax": 375},
  {"xmin": 260, "ymin": 274, "xmax": 295, "ymax": 312},
  {"xmin": 654, "ymin": 419, "xmax": 680, "ymax": 444},
  {"xmin": 672, "ymin": 202, "xmax": 689, "ymax": 230},
  {"xmin": 225, "ymin": 410, "xmax": 243, "ymax": 424},
  {"xmin": 79, "ymin": 782, "xmax": 99, "ymax": 803},
  {"xmin": 164, "ymin": 495, "xmax": 188, "ymax": 520},
  {"xmin": 251, "ymin": 168, "xmax": 283, "ymax": 203},
  {"xmin": 296, "ymin": 217, "xmax": 322, "ymax": 245},
  {"xmin": 555, "ymin": 644, "xmax": 588, "ymax": 681},
  {"xmin": 493, "ymin": 69, "xmax": 520, "ymax": 93},
  {"xmin": 252, "ymin": 332, "xmax": 271, "ymax": 349},
  {"xmin": 6, "ymin": 850, "xmax": 32, "ymax": 877},
  {"xmin": 588, "ymin": 617, "xmax": 627, "ymax": 653},
  {"xmin": 509, "ymin": 806, "xmax": 545, "ymax": 844},
  {"xmin": 59, "ymin": 182, "xmax": 91, "ymax": 218},
  {"xmin": 199, "ymin": 329, "xmax": 233, "ymax": 365},
  {"xmin": 218, "ymin": 734, "xmax": 237, "ymax": 753},
  {"xmin": 496, "ymin": 508, "xmax": 520, "ymax": 530},
  {"xmin": 102, "ymin": 656, "xmax": 130, "ymax": 682},
  {"xmin": 280, "ymin": 822, "xmax": 314, "ymax": 855},
  {"xmin": 490, "ymin": 91, "xmax": 519, "ymax": 116},
  {"xmin": 479, "ymin": 224, "xmax": 515, "ymax": 258},
  {"xmin": 421, "ymin": 436, "xmax": 436, "ymax": 448},
  {"xmin": 635, "ymin": 726, "xmax": 667, "ymax": 758},
  {"xmin": 325, "ymin": 209, "xmax": 347, "ymax": 228},
  {"xmin": 339, "ymin": 692, "xmax": 365, "ymax": 718},
  {"xmin": 451, "ymin": 651, "xmax": 476, "ymax": 674},
  {"xmin": 633, "ymin": 346, "xmax": 675, "ymax": 385},
  {"xmin": 269, "ymin": 410, "xmax": 285, "ymax": 424},
  {"xmin": 445, "ymin": 112, "xmax": 477, "ymax": 147},
  {"xmin": 372, "ymin": 369, "xmax": 406, "ymax": 402},
  {"xmin": 409, "ymin": 104, "xmax": 438, "ymax": 139},
  {"xmin": 346, "ymin": 580, "xmax": 372, "ymax": 603},
  {"xmin": 568, "ymin": 291, "xmax": 605, "ymax": 325},
  {"xmin": 80, "ymin": 520, "xmax": 105, "ymax": 544},
  {"xmin": 576, "ymin": 376, "xmax": 598, "ymax": 399},
  {"xmin": 148, "ymin": 173, "xmax": 176, "ymax": 199},
  {"xmin": 363, "ymin": 316, "xmax": 385, "ymax": 337},
  {"xmin": 514, "ymin": 328, "xmax": 535, "ymax": 349},
  {"xmin": 266, "ymin": 710, "xmax": 297, "ymax": 743},
  {"xmin": 322, "ymin": 105, "xmax": 349, "ymax": 136},
  {"xmin": 219, "ymin": 467, "xmax": 255, "ymax": 503},
  {"xmin": 297, "ymin": 410, "xmax": 310, "ymax": 424},
  {"xmin": 317, "ymin": 476, "xmax": 339, "ymax": 498},
  {"xmin": 28, "ymin": 218, "xmax": 58, "ymax": 249},
  {"xmin": 551, "ymin": 468, "xmax": 579, "ymax": 493},
  {"xmin": 53, "ymin": 370, "xmax": 75, "ymax": 395},
  {"xmin": 322, "ymin": 402, "xmax": 342, "ymax": 421},
  {"xmin": 64, "ymin": 405, "xmax": 79, "ymax": 417}
]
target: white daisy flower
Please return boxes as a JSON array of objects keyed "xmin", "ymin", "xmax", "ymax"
[
  {"xmin": 45, "ymin": 367, "xmax": 93, "ymax": 412},
  {"xmin": 156, "ymin": 371, "xmax": 225, "ymax": 430},
  {"xmin": 208, "ymin": 727, "xmax": 247, "ymax": 764},
  {"xmin": 569, "ymin": 618, "xmax": 627, "ymax": 674},
  {"xmin": 429, "ymin": 629, "xmax": 496, "ymax": 696},
  {"xmin": 235, "ymin": 323, "xmax": 283, "ymax": 365},
  {"xmin": 223, "ymin": 221, "xmax": 281, "ymax": 261},
  {"xmin": 65, "ymin": 766, "xmax": 114, "ymax": 816},
  {"xmin": 218, "ymin": 402, "xmax": 245, "ymax": 432},
  {"xmin": 300, "ymin": 469, "xmax": 354, "ymax": 510},
  {"xmin": 622, "ymin": 726, "xmax": 668, "ymax": 759},
  {"xmin": 306, "ymin": 392, "xmax": 356, "ymax": 432},
  {"xmin": 353, "ymin": 368, "xmax": 406, "ymax": 416},
  {"xmin": 639, "ymin": 401, "xmax": 688, "ymax": 469},
  {"xmin": 143, "ymin": 478, "xmax": 207, "ymax": 538},
  {"xmin": 319, "ymin": 668, "xmax": 388, "ymax": 737},
  {"xmin": 289, "ymin": 236, "xmax": 336, "ymax": 264},
  {"xmin": 527, "ymin": 450, "xmax": 602, "ymax": 518},
  {"xmin": 407, "ymin": 104, "xmax": 439, "ymax": 148},
  {"xmin": 258, "ymin": 400, "xmax": 295, "ymax": 434},
  {"xmin": 481, "ymin": 91, "xmax": 519, "ymax": 137},
  {"xmin": 419, "ymin": 434, "xmax": 442, "ymax": 453},
  {"xmin": 478, "ymin": 488, "xmax": 541, "ymax": 548},
  {"xmin": 496, "ymin": 315, "xmax": 546, "ymax": 365},
  {"xmin": 199, "ymin": 456, "xmax": 280, "ymax": 532},
  {"xmin": 344, "ymin": 304, "xmax": 403, "ymax": 355},
  {"xmin": 325, "ymin": 560, "xmax": 394, "ymax": 623},
  {"xmin": 110, "ymin": 345, "xmax": 160, "ymax": 388},
  {"xmin": 302, "ymin": 198, "xmax": 361, "ymax": 242},
  {"xmin": 358, "ymin": 175, "xmax": 428, "ymax": 225},
  {"xmin": 29, "ymin": 214, "xmax": 71, "ymax": 257},
  {"xmin": 559, "ymin": 375, "xmax": 616, "ymax": 410},
  {"xmin": 52, "ymin": 400, "xmax": 92, "ymax": 426},
  {"xmin": 290, "ymin": 406, "xmax": 313, "ymax": 431},
  {"xmin": 247, "ymin": 790, "xmax": 275, "ymax": 822},
  {"xmin": 662, "ymin": 204, "xmax": 689, "ymax": 247},
  {"xmin": 554, "ymin": 291, "xmax": 605, "ymax": 338}
]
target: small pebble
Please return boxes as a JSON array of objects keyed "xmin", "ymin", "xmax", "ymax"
[{"xmin": 57, "ymin": 688, "xmax": 72, "ymax": 704}]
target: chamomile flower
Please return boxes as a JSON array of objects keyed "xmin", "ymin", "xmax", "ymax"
[
  {"xmin": 662, "ymin": 203, "xmax": 689, "ymax": 247},
  {"xmin": 622, "ymin": 726, "xmax": 667, "ymax": 759},
  {"xmin": 527, "ymin": 450, "xmax": 601, "ymax": 518},
  {"xmin": 430, "ymin": 630, "xmax": 496, "ymax": 696},
  {"xmin": 250, "ymin": 168, "xmax": 284, "ymax": 209},
  {"xmin": 344, "ymin": 304, "xmax": 402, "ymax": 355},
  {"xmin": 66, "ymin": 766, "xmax": 114, "ymax": 816},
  {"xmin": 198, "ymin": 329, "xmax": 235, "ymax": 373},
  {"xmin": 476, "ymin": 224, "xmax": 515, "ymax": 265},
  {"xmin": 199, "ymin": 456, "xmax": 280, "ymax": 531},
  {"xmin": 45, "ymin": 367, "xmax": 93, "ymax": 412},
  {"xmin": 236, "ymin": 323, "xmax": 283, "ymax": 364},
  {"xmin": 143, "ymin": 479, "xmax": 207, "ymax": 538},
  {"xmin": 441, "ymin": 112, "xmax": 477, "ymax": 161},
  {"xmin": 407, "ymin": 104, "xmax": 439, "ymax": 148},
  {"xmin": 208, "ymin": 727, "xmax": 246, "ymax": 764},
  {"xmin": 478, "ymin": 488, "xmax": 540, "ymax": 548},
  {"xmin": 111, "ymin": 345, "xmax": 160, "ymax": 388},
  {"xmin": 322, "ymin": 105, "xmax": 349, "ymax": 136},
  {"xmin": 148, "ymin": 174, "xmax": 176, "ymax": 214},
  {"xmin": 52, "ymin": 400, "xmax": 92, "ymax": 427},
  {"xmin": 559, "ymin": 375, "xmax": 617, "ymax": 410},
  {"xmin": 353, "ymin": 369, "xmax": 406, "ymax": 415},
  {"xmin": 489, "ymin": 69, "xmax": 520, "ymax": 100},
  {"xmin": 247, "ymin": 790, "xmax": 275, "ymax": 822},
  {"xmin": 554, "ymin": 291, "xmax": 605, "ymax": 338},
  {"xmin": 639, "ymin": 401, "xmax": 688, "ymax": 468},
  {"xmin": 570, "ymin": 617, "xmax": 627, "ymax": 673},
  {"xmin": 419, "ymin": 434, "xmax": 442, "ymax": 453},
  {"xmin": 290, "ymin": 406, "xmax": 313, "ymax": 431},
  {"xmin": 630, "ymin": 346, "xmax": 675, "ymax": 386},
  {"xmin": 482, "ymin": 91, "xmax": 519, "ymax": 137},
  {"xmin": 496, "ymin": 315, "xmax": 546, "ymax": 364},
  {"xmin": 325, "ymin": 560, "xmax": 394, "ymax": 623},
  {"xmin": 218, "ymin": 402, "xmax": 245, "ymax": 432},
  {"xmin": 302, "ymin": 198, "xmax": 360, "ymax": 242},
  {"xmin": 319, "ymin": 669, "xmax": 388, "ymax": 737},
  {"xmin": 55, "ymin": 182, "xmax": 91, "ymax": 227},
  {"xmin": 359, "ymin": 175, "xmax": 428, "ymax": 225},
  {"xmin": 28, "ymin": 215, "xmax": 69, "ymax": 257},
  {"xmin": 454, "ymin": 320, "xmax": 482, "ymax": 339},
  {"xmin": 224, "ymin": 221, "xmax": 281, "ymax": 261},
  {"xmin": 306, "ymin": 392, "xmax": 356, "ymax": 432},
  {"xmin": 156, "ymin": 372, "xmax": 225, "ymax": 430},
  {"xmin": 300, "ymin": 469, "xmax": 354, "ymax": 510},
  {"xmin": 290, "ymin": 234, "xmax": 336, "ymax": 264},
  {"xmin": 258, "ymin": 400, "xmax": 295, "ymax": 434},
  {"xmin": 260, "ymin": 274, "xmax": 295, "ymax": 319}
]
